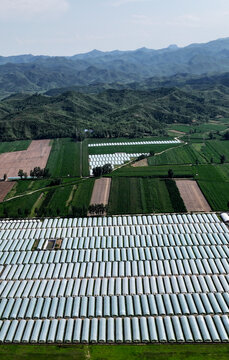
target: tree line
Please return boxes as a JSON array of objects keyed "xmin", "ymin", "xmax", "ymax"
[{"xmin": 18, "ymin": 167, "xmax": 50, "ymax": 179}]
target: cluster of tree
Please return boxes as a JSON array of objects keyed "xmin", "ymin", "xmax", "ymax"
[
  {"xmin": 17, "ymin": 167, "xmax": 50, "ymax": 179},
  {"xmin": 88, "ymin": 204, "xmax": 108, "ymax": 215},
  {"xmin": 30, "ymin": 167, "xmax": 50, "ymax": 178},
  {"xmin": 49, "ymin": 178, "xmax": 62, "ymax": 187},
  {"xmin": 18, "ymin": 169, "xmax": 28, "ymax": 179},
  {"xmin": 2, "ymin": 207, "xmax": 30, "ymax": 218},
  {"xmin": 92, "ymin": 164, "xmax": 112, "ymax": 177}
]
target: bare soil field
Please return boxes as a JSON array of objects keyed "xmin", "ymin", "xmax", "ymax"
[
  {"xmin": 132, "ymin": 158, "xmax": 148, "ymax": 167},
  {"xmin": 175, "ymin": 179, "xmax": 211, "ymax": 212},
  {"xmin": 0, "ymin": 182, "xmax": 16, "ymax": 202},
  {"xmin": 90, "ymin": 178, "xmax": 111, "ymax": 205},
  {"xmin": 0, "ymin": 140, "xmax": 51, "ymax": 179}
]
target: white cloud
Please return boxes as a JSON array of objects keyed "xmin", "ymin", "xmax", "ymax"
[
  {"xmin": 0, "ymin": 0, "xmax": 69, "ymax": 19},
  {"xmin": 166, "ymin": 14, "xmax": 201, "ymax": 28},
  {"xmin": 111, "ymin": 0, "xmax": 149, "ymax": 7},
  {"xmin": 131, "ymin": 14, "xmax": 155, "ymax": 25}
]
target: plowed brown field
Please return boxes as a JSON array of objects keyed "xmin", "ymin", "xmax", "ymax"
[
  {"xmin": 90, "ymin": 178, "xmax": 111, "ymax": 205},
  {"xmin": 0, "ymin": 140, "xmax": 51, "ymax": 179},
  {"xmin": 176, "ymin": 179, "xmax": 211, "ymax": 212}
]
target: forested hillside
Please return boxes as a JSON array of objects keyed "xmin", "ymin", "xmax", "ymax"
[{"xmin": 0, "ymin": 86, "xmax": 229, "ymax": 141}]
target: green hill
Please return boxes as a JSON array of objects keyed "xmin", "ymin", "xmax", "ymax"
[{"xmin": 0, "ymin": 86, "xmax": 229, "ymax": 141}]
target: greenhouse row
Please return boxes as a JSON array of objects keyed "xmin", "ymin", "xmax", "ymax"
[
  {"xmin": 1, "ymin": 245, "xmax": 229, "ymax": 265},
  {"xmin": 89, "ymin": 153, "xmax": 149, "ymax": 174},
  {"xmin": 1, "ymin": 233, "xmax": 229, "ymax": 253},
  {"xmin": 0, "ymin": 213, "xmax": 221, "ymax": 231},
  {"xmin": 1, "ymin": 292, "xmax": 229, "ymax": 320},
  {"xmin": 1, "ymin": 275, "xmax": 228, "ymax": 300},
  {"xmin": 1, "ymin": 258, "xmax": 229, "ymax": 281},
  {"xmin": 0, "ymin": 315, "xmax": 228, "ymax": 344},
  {"xmin": 0, "ymin": 223, "xmax": 228, "ymax": 243},
  {"xmin": 88, "ymin": 139, "xmax": 181, "ymax": 147},
  {"xmin": 0, "ymin": 213, "xmax": 228, "ymax": 343}
]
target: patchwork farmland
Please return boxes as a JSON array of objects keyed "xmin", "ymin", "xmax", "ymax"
[{"xmin": 0, "ymin": 213, "xmax": 228, "ymax": 344}]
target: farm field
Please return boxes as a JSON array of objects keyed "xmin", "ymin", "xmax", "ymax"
[
  {"xmin": 168, "ymin": 121, "xmax": 229, "ymax": 134},
  {"xmin": 0, "ymin": 191, "xmax": 42, "ymax": 218},
  {"xmin": 111, "ymin": 164, "xmax": 194, "ymax": 177},
  {"xmin": 0, "ymin": 178, "xmax": 95, "ymax": 218},
  {"xmin": 37, "ymin": 185, "xmax": 73, "ymax": 217},
  {"xmin": 0, "ymin": 344, "xmax": 229, "ymax": 360},
  {"xmin": 108, "ymin": 177, "xmax": 180, "ymax": 214},
  {"xmin": 0, "ymin": 140, "xmax": 51, "ymax": 179},
  {"xmin": 46, "ymin": 138, "xmax": 81, "ymax": 177},
  {"xmin": 88, "ymin": 142, "xmax": 180, "ymax": 155},
  {"xmin": 4, "ymin": 179, "xmax": 50, "ymax": 199},
  {"xmin": 198, "ymin": 181, "xmax": 229, "ymax": 211},
  {"xmin": 0, "ymin": 140, "xmax": 31, "ymax": 154},
  {"xmin": 71, "ymin": 178, "xmax": 95, "ymax": 215},
  {"xmin": 87, "ymin": 136, "xmax": 176, "ymax": 145},
  {"xmin": 90, "ymin": 178, "xmax": 111, "ymax": 205},
  {"xmin": 175, "ymin": 180, "xmax": 211, "ymax": 212},
  {"xmin": 148, "ymin": 144, "xmax": 207, "ymax": 166},
  {"xmin": 148, "ymin": 140, "xmax": 229, "ymax": 166}
]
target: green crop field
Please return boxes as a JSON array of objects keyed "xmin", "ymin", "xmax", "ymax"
[
  {"xmin": 147, "ymin": 140, "xmax": 229, "ymax": 166},
  {"xmin": 46, "ymin": 138, "xmax": 81, "ymax": 177},
  {"xmin": 88, "ymin": 136, "xmax": 175, "ymax": 145},
  {"xmin": 192, "ymin": 164, "xmax": 229, "ymax": 211},
  {"xmin": 168, "ymin": 122, "xmax": 229, "ymax": 134},
  {"xmin": 5, "ymin": 179, "xmax": 50, "ymax": 199},
  {"xmin": 194, "ymin": 164, "xmax": 226, "ymax": 182},
  {"xmin": 0, "ymin": 177, "xmax": 94, "ymax": 218},
  {"xmin": 198, "ymin": 180, "xmax": 229, "ymax": 211},
  {"xmin": 88, "ymin": 143, "xmax": 180, "ymax": 155},
  {"xmin": 111, "ymin": 164, "xmax": 194, "ymax": 177},
  {"xmin": 38, "ymin": 185, "xmax": 74, "ymax": 217},
  {"xmin": 0, "ymin": 191, "xmax": 42, "ymax": 218},
  {"xmin": 148, "ymin": 144, "xmax": 207, "ymax": 166},
  {"xmin": 0, "ymin": 344, "xmax": 228, "ymax": 360},
  {"xmin": 108, "ymin": 177, "xmax": 183, "ymax": 214},
  {"xmin": 71, "ymin": 178, "xmax": 95, "ymax": 214},
  {"xmin": 0, "ymin": 140, "xmax": 31, "ymax": 154}
]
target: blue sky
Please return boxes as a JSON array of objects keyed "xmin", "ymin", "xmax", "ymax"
[{"xmin": 1, "ymin": 0, "xmax": 229, "ymax": 56}]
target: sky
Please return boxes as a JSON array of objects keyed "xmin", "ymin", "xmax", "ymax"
[{"xmin": 0, "ymin": 0, "xmax": 229, "ymax": 56}]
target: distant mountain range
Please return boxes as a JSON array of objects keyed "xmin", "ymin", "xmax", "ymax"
[{"xmin": 2, "ymin": 38, "xmax": 229, "ymax": 98}]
